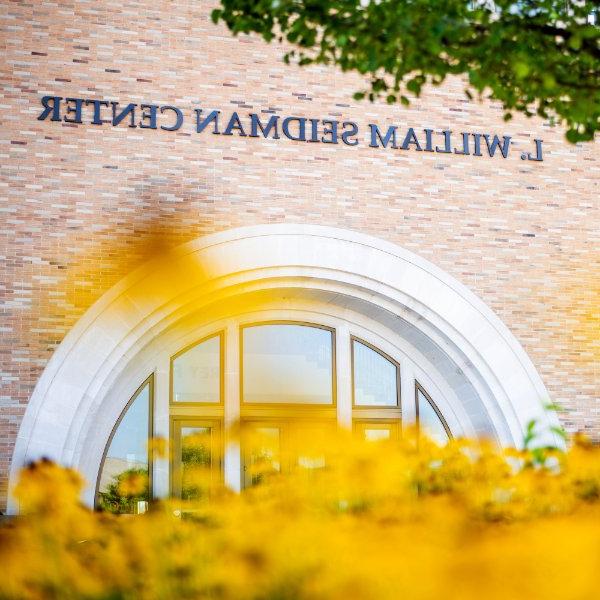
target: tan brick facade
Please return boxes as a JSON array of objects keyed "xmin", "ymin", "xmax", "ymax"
[{"xmin": 0, "ymin": 0, "xmax": 598, "ymax": 510}]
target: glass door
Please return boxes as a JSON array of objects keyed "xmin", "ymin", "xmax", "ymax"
[
  {"xmin": 171, "ymin": 418, "xmax": 222, "ymax": 501},
  {"xmin": 242, "ymin": 420, "xmax": 334, "ymax": 488},
  {"xmin": 242, "ymin": 422, "xmax": 284, "ymax": 488}
]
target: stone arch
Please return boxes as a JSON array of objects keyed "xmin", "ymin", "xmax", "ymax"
[{"xmin": 9, "ymin": 224, "xmax": 559, "ymax": 512}]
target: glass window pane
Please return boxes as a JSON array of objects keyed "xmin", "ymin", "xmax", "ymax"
[
  {"xmin": 242, "ymin": 324, "xmax": 333, "ymax": 404},
  {"xmin": 97, "ymin": 382, "xmax": 150, "ymax": 514},
  {"xmin": 353, "ymin": 340, "xmax": 398, "ymax": 406},
  {"xmin": 355, "ymin": 421, "xmax": 399, "ymax": 442},
  {"xmin": 246, "ymin": 426, "xmax": 282, "ymax": 486},
  {"xmin": 172, "ymin": 335, "xmax": 220, "ymax": 403},
  {"xmin": 293, "ymin": 424, "xmax": 330, "ymax": 470},
  {"xmin": 180, "ymin": 426, "xmax": 213, "ymax": 501},
  {"xmin": 364, "ymin": 428, "xmax": 392, "ymax": 442},
  {"xmin": 417, "ymin": 389, "xmax": 450, "ymax": 445}
]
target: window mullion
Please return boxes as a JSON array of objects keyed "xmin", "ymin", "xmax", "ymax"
[
  {"xmin": 400, "ymin": 360, "xmax": 417, "ymax": 431},
  {"xmin": 336, "ymin": 323, "xmax": 352, "ymax": 429},
  {"xmin": 223, "ymin": 320, "xmax": 241, "ymax": 492},
  {"xmin": 153, "ymin": 357, "xmax": 170, "ymax": 500}
]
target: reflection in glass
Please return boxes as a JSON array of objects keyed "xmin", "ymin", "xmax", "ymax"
[
  {"xmin": 172, "ymin": 335, "xmax": 220, "ymax": 403},
  {"xmin": 180, "ymin": 426, "xmax": 213, "ymax": 501},
  {"xmin": 364, "ymin": 428, "xmax": 392, "ymax": 442},
  {"xmin": 293, "ymin": 424, "xmax": 329, "ymax": 471},
  {"xmin": 97, "ymin": 381, "xmax": 150, "ymax": 514},
  {"xmin": 355, "ymin": 421, "xmax": 399, "ymax": 442},
  {"xmin": 243, "ymin": 324, "xmax": 333, "ymax": 404},
  {"xmin": 417, "ymin": 388, "xmax": 450, "ymax": 445},
  {"xmin": 246, "ymin": 426, "xmax": 281, "ymax": 486},
  {"xmin": 353, "ymin": 340, "xmax": 398, "ymax": 406}
]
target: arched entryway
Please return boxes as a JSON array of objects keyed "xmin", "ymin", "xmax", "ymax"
[{"xmin": 9, "ymin": 225, "xmax": 559, "ymax": 512}]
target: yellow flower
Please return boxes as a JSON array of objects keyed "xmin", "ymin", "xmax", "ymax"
[{"xmin": 1, "ymin": 431, "xmax": 599, "ymax": 599}]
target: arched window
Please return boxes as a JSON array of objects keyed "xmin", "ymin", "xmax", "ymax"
[
  {"xmin": 96, "ymin": 376, "xmax": 153, "ymax": 513},
  {"xmin": 416, "ymin": 382, "xmax": 452, "ymax": 445},
  {"xmin": 21, "ymin": 225, "xmax": 557, "ymax": 515},
  {"xmin": 95, "ymin": 321, "xmax": 453, "ymax": 505}
]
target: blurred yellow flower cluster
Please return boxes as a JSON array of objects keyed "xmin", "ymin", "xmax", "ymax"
[{"xmin": 2, "ymin": 430, "xmax": 599, "ymax": 599}]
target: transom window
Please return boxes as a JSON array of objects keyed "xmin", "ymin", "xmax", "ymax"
[
  {"xmin": 96, "ymin": 321, "xmax": 453, "ymax": 512},
  {"xmin": 242, "ymin": 323, "xmax": 334, "ymax": 405},
  {"xmin": 352, "ymin": 338, "xmax": 399, "ymax": 408},
  {"xmin": 171, "ymin": 333, "xmax": 223, "ymax": 404}
]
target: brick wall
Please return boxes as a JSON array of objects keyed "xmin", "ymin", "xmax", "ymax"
[{"xmin": 0, "ymin": 0, "xmax": 598, "ymax": 510}]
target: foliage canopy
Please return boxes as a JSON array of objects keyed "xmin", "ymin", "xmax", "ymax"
[{"xmin": 212, "ymin": 1, "xmax": 600, "ymax": 142}]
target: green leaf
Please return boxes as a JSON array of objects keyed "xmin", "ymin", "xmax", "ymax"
[
  {"xmin": 550, "ymin": 426, "xmax": 568, "ymax": 441},
  {"xmin": 542, "ymin": 74, "xmax": 556, "ymax": 90},
  {"xmin": 566, "ymin": 128, "xmax": 581, "ymax": 143},
  {"xmin": 514, "ymin": 62, "xmax": 530, "ymax": 79},
  {"xmin": 569, "ymin": 35, "xmax": 582, "ymax": 50}
]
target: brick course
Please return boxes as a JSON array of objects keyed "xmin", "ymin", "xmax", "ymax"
[{"xmin": 0, "ymin": 0, "xmax": 598, "ymax": 510}]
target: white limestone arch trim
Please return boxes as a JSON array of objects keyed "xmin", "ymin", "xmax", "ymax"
[{"xmin": 9, "ymin": 224, "xmax": 559, "ymax": 512}]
